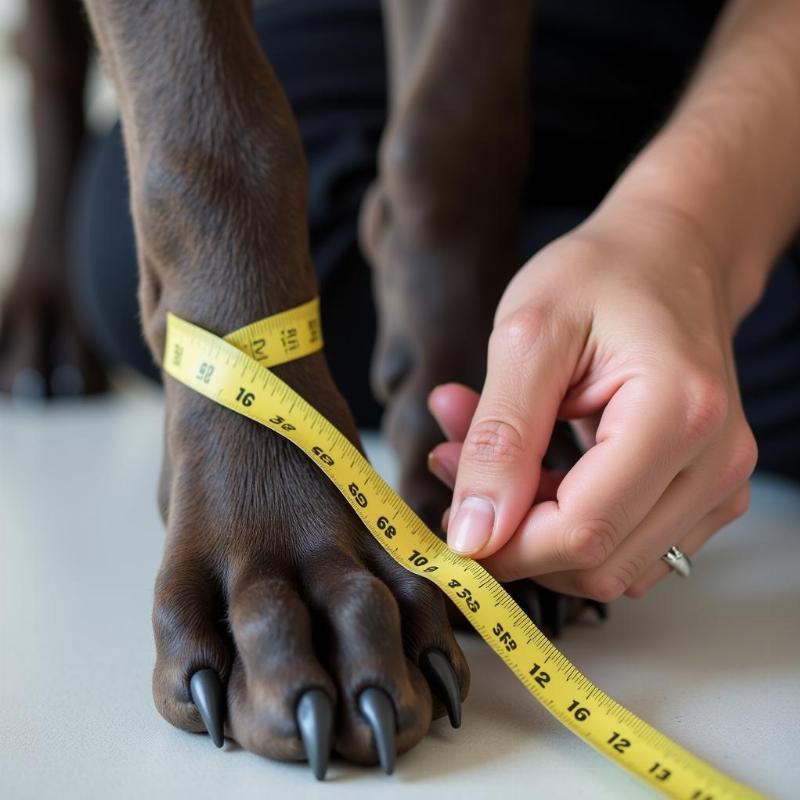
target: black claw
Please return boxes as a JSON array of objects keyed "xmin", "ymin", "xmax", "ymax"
[
  {"xmin": 555, "ymin": 594, "xmax": 568, "ymax": 637},
  {"xmin": 508, "ymin": 580, "xmax": 544, "ymax": 628},
  {"xmin": 358, "ymin": 688, "xmax": 396, "ymax": 775},
  {"xmin": 587, "ymin": 600, "xmax": 608, "ymax": 620},
  {"xmin": 419, "ymin": 649, "xmax": 462, "ymax": 729},
  {"xmin": 296, "ymin": 689, "xmax": 334, "ymax": 781},
  {"xmin": 189, "ymin": 668, "xmax": 225, "ymax": 748},
  {"xmin": 539, "ymin": 587, "xmax": 566, "ymax": 638},
  {"xmin": 525, "ymin": 589, "xmax": 544, "ymax": 629},
  {"xmin": 50, "ymin": 363, "xmax": 85, "ymax": 396}
]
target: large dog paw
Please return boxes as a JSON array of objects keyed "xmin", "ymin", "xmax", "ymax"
[
  {"xmin": 151, "ymin": 352, "xmax": 469, "ymax": 778},
  {"xmin": 0, "ymin": 279, "xmax": 108, "ymax": 399}
]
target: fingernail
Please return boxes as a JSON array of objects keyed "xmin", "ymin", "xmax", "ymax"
[
  {"xmin": 428, "ymin": 452, "xmax": 455, "ymax": 488},
  {"xmin": 448, "ymin": 496, "xmax": 494, "ymax": 555}
]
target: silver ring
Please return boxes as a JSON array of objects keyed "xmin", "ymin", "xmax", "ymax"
[{"xmin": 661, "ymin": 546, "xmax": 692, "ymax": 578}]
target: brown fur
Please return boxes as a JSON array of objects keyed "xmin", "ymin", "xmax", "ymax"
[
  {"xmin": 78, "ymin": 0, "xmax": 476, "ymax": 764},
  {"xmin": 8, "ymin": 0, "xmax": 588, "ymax": 766}
]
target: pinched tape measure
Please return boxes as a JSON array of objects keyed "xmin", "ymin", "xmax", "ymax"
[{"xmin": 164, "ymin": 298, "xmax": 764, "ymax": 800}]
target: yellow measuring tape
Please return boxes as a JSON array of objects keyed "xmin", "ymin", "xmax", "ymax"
[{"xmin": 164, "ymin": 298, "xmax": 763, "ymax": 800}]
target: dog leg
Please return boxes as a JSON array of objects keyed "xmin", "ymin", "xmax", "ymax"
[
  {"xmin": 81, "ymin": 0, "xmax": 469, "ymax": 775},
  {"xmin": 363, "ymin": 2, "xmax": 604, "ymax": 632},
  {"xmin": 362, "ymin": 0, "xmax": 534, "ymax": 527},
  {"xmin": 0, "ymin": 0, "xmax": 107, "ymax": 397}
]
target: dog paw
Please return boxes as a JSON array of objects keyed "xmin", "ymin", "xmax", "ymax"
[{"xmin": 151, "ymin": 353, "xmax": 469, "ymax": 777}]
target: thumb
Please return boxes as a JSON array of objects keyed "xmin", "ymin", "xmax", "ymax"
[{"xmin": 447, "ymin": 307, "xmax": 577, "ymax": 558}]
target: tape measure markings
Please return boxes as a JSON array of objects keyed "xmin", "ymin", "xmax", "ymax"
[{"xmin": 164, "ymin": 308, "xmax": 765, "ymax": 800}]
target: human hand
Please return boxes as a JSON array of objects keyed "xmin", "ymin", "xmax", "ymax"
[{"xmin": 427, "ymin": 201, "xmax": 757, "ymax": 600}]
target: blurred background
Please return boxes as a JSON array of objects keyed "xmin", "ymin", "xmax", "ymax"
[
  {"xmin": 0, "ymin": 0, "xmax": 384, "ymax": 420},
  {"xmin": 0, "ymin": 0, "xmax": 115, "ymax": 287},
  {"xmin": 0, "ymin": 0, "xmax": 34, "ymax": 284}
]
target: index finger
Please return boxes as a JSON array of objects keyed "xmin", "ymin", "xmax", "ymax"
[{"xmin": 484, "ymin": 374, "xmax": 709, "ymax": 584}]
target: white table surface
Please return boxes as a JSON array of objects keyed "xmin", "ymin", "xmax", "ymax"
[{"xmin": 1, "ymin": 387, "xmax": 798, "ymax": 799}]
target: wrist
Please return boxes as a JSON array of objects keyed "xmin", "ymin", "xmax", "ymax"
[
  {"xmin": 132, "ymin": 144, "xmax": 316, "ymax": 361},
  {"xmin": 597, "ymin": 133, "xmax": 773, "ymax": 324}
]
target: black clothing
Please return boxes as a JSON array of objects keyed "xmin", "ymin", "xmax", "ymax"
[{"xmin": 70, "ymin": 0, "xmax": 800, "ymax": 480}]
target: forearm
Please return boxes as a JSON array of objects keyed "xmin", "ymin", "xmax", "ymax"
[
  {"xmin": 17, "ymin": 0, "xmax": 89, "ymax": 280},
  {"xmin": 81, "ymin": 0, "xmax": 316, "ymax": 349},
  {"xmin": 378, "ymin": 0, "xmax": 534, "ymax": 234},
  {"xmin": 83, "ymin": 2, "xmax": 287, "ymax": 162},
  {"xmin": 604, "ymin": 0, "xmax": 800, "ymax": 321}
]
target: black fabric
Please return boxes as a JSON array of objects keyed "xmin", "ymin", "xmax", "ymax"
[
  {"xmin": 530, "ymin": 0, "xmax": 725, "ymax": 207},
  {"xmin": 70, "ymin": 0, "xmax": 800, "ymax": 480}
]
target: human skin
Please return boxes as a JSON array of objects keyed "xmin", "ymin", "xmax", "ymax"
[{"xmin": 429, "ymin": 0, "xmax": 800, "ymax": 600}]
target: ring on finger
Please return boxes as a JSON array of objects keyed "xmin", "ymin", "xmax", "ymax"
[{"xmin": 661, "ymin": 545, "xmax": 692, "ymax": 578}]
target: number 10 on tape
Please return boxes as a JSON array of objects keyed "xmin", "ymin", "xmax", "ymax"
[{"xmin": 165, "ymin": 310, "xmax": 766, "ymax": 800}]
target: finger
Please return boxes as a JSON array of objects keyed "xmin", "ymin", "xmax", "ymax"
[
  {"xmin": 577, "ymin": 433, "xmax": 756, "ymax": 600},
  {"xmin": 428, "ymin": 442, "xmax": 463, "ymax": 490},
  {"xmin": 524, "ymin": 468, "xmax": 751, "ymax": 601},
  {"xmin": 484, "ymin": 374, "xmax": 717, "ymax": 580},
  {"xmin": 439, "ymin": 476, "xmax": 566, "ymax": 536},
  {"xmin": 625, "ymin": 483, "xmax": 751, "ymax": 597},
  {"xmin": 430, "ymin": 441, "xmax": 566, "ymax": 503},
  {"xmin": 428, "ymin": 390, "xmax": 580, "ymax": 494},
  {"xmin": 567, "ymin": 467, "xmax": 719, "ymax": 600},
  {"xmin": 428, "ymin": 383, "xmax": 480, "ymax": 442},
  {"xmin": 446, "ymin": 307, "xmax": 579, "ymax": 557}
]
